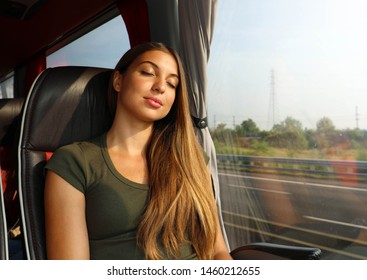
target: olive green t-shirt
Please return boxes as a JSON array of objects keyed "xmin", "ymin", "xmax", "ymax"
[{"xmin": 45, "ymin": 133, "xmax": 197, "ymax": 260}]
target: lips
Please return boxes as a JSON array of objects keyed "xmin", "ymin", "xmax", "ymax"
[{"xmin": 145, "ymin": 97, "xmax": 162, "ymax": 108}]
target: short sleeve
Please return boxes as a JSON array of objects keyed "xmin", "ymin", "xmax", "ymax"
[{"xmin": 45, "ymin": 143, "xmax": 86, "ymax": 194}]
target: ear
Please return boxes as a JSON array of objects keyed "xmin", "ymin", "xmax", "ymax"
[{"xmin": 112, "ymin": 71, "xmax": 122, "ymax": 92}]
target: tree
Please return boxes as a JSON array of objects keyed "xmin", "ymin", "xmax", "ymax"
[
  {"xmin": 315, "ymin": 117, "xmax": 336, "ymax": 148},
  {"xmin": 240, "ymin": 119, "xmax": 260, "ymax": 136},
  {"xmin": 316, "ymin": 117, "xmax": 336, "ymax": 134},
  {"xmin": 266, "ymin": 116, "xmax": 308, "ymax": 150},
  {"xmin": 211, "ymin": 123, "xmax": 236, "ymax": 146},
  {"xmin": 304, "ymin": 128, "xmax": 318, "ymax": 149}
]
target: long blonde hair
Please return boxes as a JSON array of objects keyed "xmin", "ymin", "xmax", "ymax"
[{"xmin": 108, "ymin": 42, "xmax": 217, "ymax": 259}]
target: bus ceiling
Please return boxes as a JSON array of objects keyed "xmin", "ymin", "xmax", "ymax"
[{"xmin": 0, "ymin": 0, "xmax": 118, "ymax": 80}]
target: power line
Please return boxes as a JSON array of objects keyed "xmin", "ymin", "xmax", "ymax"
[{"xmin": 267, "ymin": 69, "xmax": 278, "ymax": 129}]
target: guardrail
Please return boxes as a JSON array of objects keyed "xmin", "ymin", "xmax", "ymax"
[{"xmin": 216, "ymin": 154, "xmax": 367, "ymax": 180}]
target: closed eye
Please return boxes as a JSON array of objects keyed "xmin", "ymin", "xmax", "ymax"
[
  {"xmin": 167, "ymin": 82, "xmax": 177, "ymax": 89},
  {"xmin": 167, "ymin": 78, "xmax": 179, "ymax": 89},
  {"xmin": 141, "ymin": 70, "xmax": 154, "ymax": 76}
]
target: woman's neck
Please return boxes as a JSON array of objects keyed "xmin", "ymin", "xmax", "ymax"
[
  {"xmin": 106, "ymin": 118, "xmax": 152, "ymax": 185},
  {"xmin": 106, "ymin": 115, "xmax": 153, "ymax": 157}
]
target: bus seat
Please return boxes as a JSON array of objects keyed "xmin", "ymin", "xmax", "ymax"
[
  {"xmin": 18, "ymin": 66, "xmax": 113, "ymax": 260},
  {"xmin": 0, "ymin": 97, "xmax": 24, "ymax": 260},
  {"xmin": 0, "ymin": 98, "xmax": 23, "ymax": 227}
]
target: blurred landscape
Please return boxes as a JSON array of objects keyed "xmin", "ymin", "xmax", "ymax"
[{"xmin": 211, "ymin": 116, "xmax": 367, "ymax": 161}]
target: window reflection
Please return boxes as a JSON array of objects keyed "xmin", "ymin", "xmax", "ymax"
[
  {"xmin": 0, "ymin": 76, "xmax": 14, "ymax": 99},
  {"xmin": 47, "ymin": 16, "xmax": 130, "ymax": 69}
]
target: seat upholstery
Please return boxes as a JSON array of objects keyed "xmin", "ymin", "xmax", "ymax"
[
  {"xmin": 1, "ymin": 98, "xmax": 24, "ymax": 229},
  {"xmin": 18, "ymin": 66, "xmax": 113, "ymax": 260},
  {"xmin": 0, "ymin": 98, "xmax": 24, "ymax": 260}
]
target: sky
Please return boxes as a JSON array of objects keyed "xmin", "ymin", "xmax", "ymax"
[
  {"xmin": 208, "ymin": 0, "xmax": 367, "ymax": 130},
  {"xmin": 46, "ymin": 0, "xmax": 367, "ymax": 131}
]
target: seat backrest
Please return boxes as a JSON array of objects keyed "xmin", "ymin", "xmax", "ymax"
[
  {"xmin": 0, "ymin": 98, "xmax": 24, "ymax": 260},
  {"xmin": 18, "ymin": 66, "xmax": 113, "ymax": 259}
]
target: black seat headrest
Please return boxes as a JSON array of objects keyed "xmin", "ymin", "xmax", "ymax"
[{"xmin": 20, "ymin": 66, "xmax": 114, "ymax": 152}]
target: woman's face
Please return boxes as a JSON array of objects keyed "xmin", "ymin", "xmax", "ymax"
[{"xmin": 113, "ymin": 50, "xmax": 179, "ymax": 124}]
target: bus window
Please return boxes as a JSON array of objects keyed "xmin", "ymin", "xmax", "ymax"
[
  {"xmin": 0, "ymin": 75, "xmax": 14, "ymax": 99},
  {"xmin": 209, "ymin": 0, "xmax": 367, "ymax": 259},
  {"xmin": 47, "ymin": 16, "xmax": 130, "ymax": 69}
]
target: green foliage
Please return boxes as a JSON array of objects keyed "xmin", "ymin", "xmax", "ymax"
[
  {"xmin": 315, "ymin": 117, "xmax": 337, "ymax": 148},
  {"xmin": 210, "ymin": 116, "xmax": 367, "ymax": 159},
  {"xmin": 316, "ymin": 117, "xmax": 336, "ymax": 133},
  {"xmin": 266, "ymin": 116, "xmax": 308, "ymax": 150},
  {"xmin": 240, "ymin": 119, "xmax": 260, "ymax": 136},
  {"xmin": 304, "ymin": 128, "xmax": 318, "ymax": 149},
  {"xmin": 211, "ymin": 123, "xmax": 237, "ymax": 146},
  {"xmin": 357, "ymin": 149, "xmax": 367, "ymax": 161},
  {"xmin": 249, "ymin": 139, "xmax": 272, "ymax": 156}
]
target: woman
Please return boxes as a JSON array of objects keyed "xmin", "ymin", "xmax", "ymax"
[{"xmin": 44, "ymin": 42, "xmax": 231, "ymax": 260}]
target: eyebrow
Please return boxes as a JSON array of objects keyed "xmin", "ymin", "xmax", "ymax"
[{"xmin": 139, "ymin": 61, "xmax": 179, "ymax": 79}]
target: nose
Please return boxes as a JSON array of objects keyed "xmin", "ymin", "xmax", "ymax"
[{"xmin": 152, "ymin": 78, "xmax": 165, "ymax": 94}]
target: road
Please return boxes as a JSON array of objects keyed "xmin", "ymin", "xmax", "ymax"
[{"xmin": 218, "ymin": 170, "xmax": 367, "ymax": 259}]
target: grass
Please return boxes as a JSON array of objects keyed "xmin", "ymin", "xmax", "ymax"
[{"xmin": 215, "ymin": 144, "xmax": 367, "ymax": 162}]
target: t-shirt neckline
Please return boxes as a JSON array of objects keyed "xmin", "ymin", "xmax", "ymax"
[{"xmin": 100, "ymin": 132, "xmax": 149, "ymax": 190}]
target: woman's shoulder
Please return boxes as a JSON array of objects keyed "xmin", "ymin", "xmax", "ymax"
[
  {"xmin": 55, "ymin": 134, "xmax": 104, "ymax": 154},
  {"xmin": 49, "ymin": 134, "xmax": 105, "ymax": 166},
  {"xmin": 45, "ymin": 134, "xmax": 106, "ymax": 192}
]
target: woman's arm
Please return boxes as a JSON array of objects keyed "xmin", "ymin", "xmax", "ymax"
[
  {"xmin": 44, "ymin": 170, "xmax": 90, "ymax": 259},
  {"xmin": 213, "ymin": 219, "xmax": 233, "ymax": 260}
]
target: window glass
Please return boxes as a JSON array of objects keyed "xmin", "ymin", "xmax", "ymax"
[
  {"xmin": 209, "ymin": 0, "xmax": 367, "ymax": 259},
  {"xmin": 47, "ymin": 16, "xmax": 130, "ymax": 69},
  {"xmin": 0, "ymin": 75, "xmax": 14, "ymax": 99}
]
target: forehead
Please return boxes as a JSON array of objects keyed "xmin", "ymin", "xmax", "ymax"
[{"xmin": 134, "ymin": 50, "xmax": 178, "ymax": 74}]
